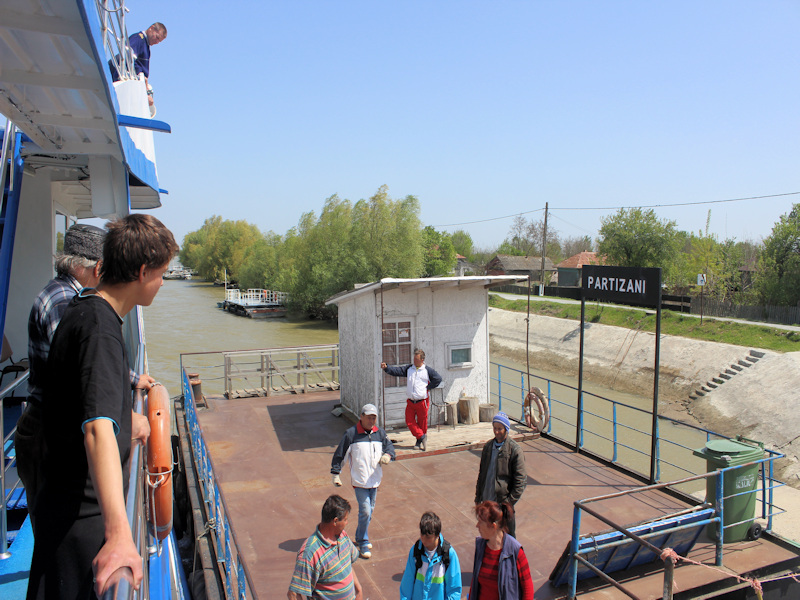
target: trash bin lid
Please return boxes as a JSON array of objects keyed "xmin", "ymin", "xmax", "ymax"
[{"xmin": 701, "ymin": 439, "xmax": 764, "ymax": 465}]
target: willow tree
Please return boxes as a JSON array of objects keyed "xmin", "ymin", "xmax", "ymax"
[
  {"xmin": 756, "ymin": 204, "xmax": 800, "ymax": 305},
  {"xmin": 180, "ymin": 216, "xmax": 264, "ymax": 282},
  {"xmin": 349, "ymin": 185, "xmax": 423, "ymax": 280}
]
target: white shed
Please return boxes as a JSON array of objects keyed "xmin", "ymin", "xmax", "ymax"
[{"xmin": 325, "ymin": 276, "xmax": 525, "ymax": 428}]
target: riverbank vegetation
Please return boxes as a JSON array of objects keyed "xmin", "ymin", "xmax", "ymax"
[
  {"xmin": 488, "ymin": 295, "xmax": 800, "ymax": 352},
  {"xmin": 180, "ymin": 187, "xmax": 460, "ymax": 317},
  {"xmin": 179, "ymin": 189, "xmax": 800, "ymax": 319}
]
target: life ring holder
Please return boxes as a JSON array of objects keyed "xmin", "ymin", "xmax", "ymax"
[
  {"xmin": 524, "ymin": 386, "xmax": 550, "ymax": 432},
  {"xmin": 146, "ymin": 383, "xmax": 174, "ymax": 545}
]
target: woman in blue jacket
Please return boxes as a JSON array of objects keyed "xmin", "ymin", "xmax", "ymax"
[{"xmin": 400, "ymin": 512, "xmax": 462, "ymax": 600}]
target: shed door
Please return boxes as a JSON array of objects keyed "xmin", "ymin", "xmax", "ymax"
[{"xmin": 381, "ymin": 319, "xmax": 413, "ymax": 427}]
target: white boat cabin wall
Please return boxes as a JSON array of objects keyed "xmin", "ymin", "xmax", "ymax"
[{"xmin": 326, "ymin": 276, "xmax": 524, "ymax": 428}]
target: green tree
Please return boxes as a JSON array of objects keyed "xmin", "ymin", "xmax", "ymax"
[
  {"xmin": 755, "ymin": 204, "xmax": 800, "ymax": 305},
  {"xmin": 421, "ymin": 226, "xmax": 457, "ymax": 277},
  {"xmin": 238, "ymin": 232, "xmax": 281, "ymax": 290},
  {"xmin": 349, "ymin": 185, "xmax": 423, "ymax": 280},
  {"xmin": 180, "ymin": 216, "xmax": 264, "ymax": 282},
  {"xmin": 597, "ymin": 208, "xmax": 680, "ymax": 275},
  {"xmin": 451, "ymin": 229, "xmax": 473, "ymax": 259}
]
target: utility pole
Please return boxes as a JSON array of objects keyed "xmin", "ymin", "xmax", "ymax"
[{"xmin": 539, "ymin": 202, "xmax": 548, "ymax": 296}]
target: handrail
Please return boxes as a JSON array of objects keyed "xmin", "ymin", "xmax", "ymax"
[
  {"xmin": 214, "ymin": 345, "xmax": 339, "ymax": 398},
  {"xmin": 179, "ymin": 363, "xmax": 258, "ymax": 599},
  {"xmin": 489, "ymin": 361, "xmax": 739, "ymax": 481},
  {"xmin": 566, "ymin": 456, "xmax": 784, "ymax": 599},
  {"xmin": 101, "ymin": 341, "xmax": 147, "ymax": 600},
  {"xmin": 97, "ymin": 0, "xmax": 137, "ymax": 82},
  {"xmin": 0, "ymin": 369, "xmax": 29, "ymax": 559}
]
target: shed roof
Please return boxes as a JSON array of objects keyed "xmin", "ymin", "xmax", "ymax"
[
  {"xmin": 325, "ymin": 275, "xmax": 526, "ymax": 305},
  {"xmin": 556, "ymin": 251, "xmax": 603, "ymax": 269},
  {"xmin": 488, "ymin": 254, "xmax": 556, "ymax": 272}
]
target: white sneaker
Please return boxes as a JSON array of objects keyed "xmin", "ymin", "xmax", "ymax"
[
  {"xmin": 365, "ymin": 543, "xmax": 373, "ymax": 549},
  {"xmin": 360, "ymin": 549, "xmax": 372, "ymax": 559}
]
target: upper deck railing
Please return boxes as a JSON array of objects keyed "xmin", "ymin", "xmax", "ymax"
[
  {"xmin": 224, "ymin": 288, "xmax": 289, "ymax": 306},
  {"xmin": 97, "ymin": 0, "xmax": 137, "ymax": 83}
]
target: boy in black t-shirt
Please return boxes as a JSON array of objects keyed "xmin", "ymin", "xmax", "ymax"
[{"xmin": 27, "ymin": 214, "xmax": 179, "ymax": 600}]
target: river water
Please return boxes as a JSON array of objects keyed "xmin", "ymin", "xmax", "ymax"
[{"xmin": 143, "ymin": 280, "xmax": 707, "ymax": 489}]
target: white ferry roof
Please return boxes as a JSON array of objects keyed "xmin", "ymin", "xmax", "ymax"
[
  {"xmin": 325, "ymin": 275, "xmax": 527, "ymax": 305},
  {"xmin": 0, "ymin": 0, "xmax": 166, "ymax": 214}
]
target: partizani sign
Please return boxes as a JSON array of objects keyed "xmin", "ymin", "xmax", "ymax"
[{"xmin": 582, "ymin": 265, "xmax": 662, "ymax": 307}]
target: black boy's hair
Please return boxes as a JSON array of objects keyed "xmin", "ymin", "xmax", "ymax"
[
  {"xmin": 419, "ymin": 511, "xmax": 441, "ymax": 537},
  {"xmin": 321, "ymin": 495, "xmax": 351, "ymax": 524},
  {"xmin": 100, "ymin": 214, "xmax": 178, "ymax": 285}
]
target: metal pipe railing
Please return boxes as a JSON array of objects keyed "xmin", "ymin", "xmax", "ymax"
[
  {"xmin": 566, "ymin": 456, "xmax": 784, "ymax": 599},
  {"xmin": 97, "ymin": 0, "xmax": 137, "ymax": 82},
  {"xmin": 0, "ymin": 370, "xmax": 29, "ymax": 559},
  {"xmin": 179, "ymin": 362, "xmax": 258, "ymax": 600}
]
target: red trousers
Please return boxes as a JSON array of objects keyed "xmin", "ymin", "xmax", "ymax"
[{"xmin": 406, "ymin": 397, "xmax": 429, "ymax": 439}]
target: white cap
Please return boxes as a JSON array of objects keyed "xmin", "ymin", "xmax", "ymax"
[{"xmin": 361, "ymin": 404, "xmax": 378, "ymax": 416}]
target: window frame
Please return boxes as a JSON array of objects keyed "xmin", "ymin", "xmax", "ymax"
[{"xmin": 446, "ymin": 342, "xmax": 473, "ymax": 369}]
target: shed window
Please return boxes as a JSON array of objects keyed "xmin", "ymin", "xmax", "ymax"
[
  {"xmin": 382, "ymin": 321, "xmax": 411, "ymax": 388},
  {"xmin": 447, "ymin": 343, "xmax": 473, "ymax": 369}
]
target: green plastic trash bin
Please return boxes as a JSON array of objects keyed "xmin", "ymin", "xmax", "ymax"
[{"xmin": 693, "ymin": 437, "xmax": 764, "ymax": 543}]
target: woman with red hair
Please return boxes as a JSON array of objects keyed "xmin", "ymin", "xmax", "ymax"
[{"xmin": 468, "ymin": 501, "xmax": 534, "ymax": 600}]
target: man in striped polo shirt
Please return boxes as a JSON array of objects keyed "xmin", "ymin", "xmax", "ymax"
[{"xmin": 288, "ymin": 495, "xmax": 363, "ymax": 600}]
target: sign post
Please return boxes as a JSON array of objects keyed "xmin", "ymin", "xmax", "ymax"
[
  {"xmin": 581, "ymin": 265, "xmax": 663, "ymax": 483},
  {"xmin": 697, "ymin": 274, "xmax": 706, "ymax": 324}
]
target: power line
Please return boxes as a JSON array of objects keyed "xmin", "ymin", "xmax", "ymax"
[{"xmin": 434, "ymin": 191, "xmax": 800, "ymax": 228}]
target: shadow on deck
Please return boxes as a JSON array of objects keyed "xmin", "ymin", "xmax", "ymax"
[{"xmin": 192, "ymin": 390, "xmax": 799, "ymax": 600}]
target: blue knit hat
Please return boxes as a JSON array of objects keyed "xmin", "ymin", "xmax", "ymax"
[{"xmin": 492, "ymin": 412, "xmax": 511, "ymax": 431}]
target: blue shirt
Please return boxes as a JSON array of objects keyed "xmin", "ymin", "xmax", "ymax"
[{"xmin": 129, "ymin": 31, "xmax": 152, "ymax": 78}]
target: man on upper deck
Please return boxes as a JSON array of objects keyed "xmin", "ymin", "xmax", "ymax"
[{"xmin": 110, "ymin": 22, "xmax": 167, "ymax": 106}]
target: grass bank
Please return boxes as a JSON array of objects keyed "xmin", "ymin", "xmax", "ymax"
[{"xmin": 488, "ymin": 295, "xmax": 800, "ymax": 353}]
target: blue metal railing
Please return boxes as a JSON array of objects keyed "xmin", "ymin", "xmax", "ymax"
[
  {"xmin": 488, "ymin": 362, "xmax": 785, "ymax": 513},
  {"xmin": 489, "ymin": 361, "xmax": 787, "ymax": 598},
  {"xmin": 180, "ymin": 363, "xmax": 256, "ymax": 600},
  {"xmin": 566, "ymin": 457, "xmax": 785, "ymax": 599}
]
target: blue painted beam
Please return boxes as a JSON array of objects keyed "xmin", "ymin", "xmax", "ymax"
[{"xmin": 117, "ymin": 115, "xmax": 172, "ymax": 133}]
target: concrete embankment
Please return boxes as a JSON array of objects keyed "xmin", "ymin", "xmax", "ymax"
[{"xmin": 488, "ymin": 307, "xmax": 800, "ymax": 488}]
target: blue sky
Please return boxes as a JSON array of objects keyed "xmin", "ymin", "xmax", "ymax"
[{"xmin": 135, "ymin": 1, "xmax": 798, "ymax": 250}]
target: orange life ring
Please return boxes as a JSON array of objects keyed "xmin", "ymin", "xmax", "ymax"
[{"xmin": 146, "ymin": 383, "xmax": 173, "ymax": 541}]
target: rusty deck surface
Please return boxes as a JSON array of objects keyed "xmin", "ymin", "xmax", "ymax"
[{"xmin": 193, "ymin": 391, "xmax": 800, "ymax": 599}]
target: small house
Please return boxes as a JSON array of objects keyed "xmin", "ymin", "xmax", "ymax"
[
  {"xmin": 556, "ymin": 251, "xmax": 603, "ymax": 287},
  {"xmin": 325, "ymin": 276, "xmax": 525, "ymax": 428},
  {"xmin": 486, "ymin": 254, "xmax": 555, "ymax": 282},
  {"xmin": 453, "ymin": 254, "xmax": 481, "ymax": 277}
]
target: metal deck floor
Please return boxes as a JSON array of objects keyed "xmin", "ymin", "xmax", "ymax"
[{"xmin": 193, "ymin": 391, "xmax": 799, "ymax": 599}]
